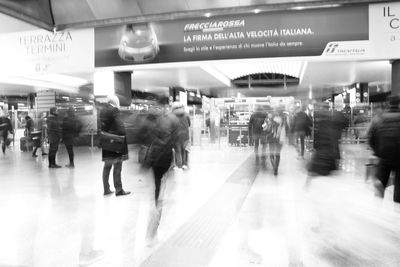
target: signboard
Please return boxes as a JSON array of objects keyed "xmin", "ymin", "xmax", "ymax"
[
  {"xmin": 0, "ymin": 28, "xmax": 94, "ymax": 75},
  {"xmin": 369, "ymin": 2, "xmax": 400, "ymax": 58},
  {"xmin": 95, "ymin": 6, "xmax": 368, "ymax": 67}
]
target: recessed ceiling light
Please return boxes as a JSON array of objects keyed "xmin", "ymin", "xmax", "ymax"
[
  {"xmin": 204, "ymin": 13, "xmax": 211, "ymax": 18},
  {"xmin": 254, "ymin": 9, "xmax": 260, "ymax": 14}
]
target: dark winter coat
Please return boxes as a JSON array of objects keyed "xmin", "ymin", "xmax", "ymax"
[
  {"xmin": 146, "ymin": 112, "xmax": 180, "ymax": 168},
  {"xmin": 62, "ymin": 115, "xmax": 81, "ymax": 146},
  {"xmin": 293, "ymin": 111, "xmax": 312, "ymax": 135},
  {"xmin": 249, "ymin": 111, "xmax": 267, "ymax": 135},
  {"xmin": 172, "ymin": 107, "xmax": 190, "ymax": 142},
  {"xmin": 100, "ymin": 104, "xmax": 128, "ymax": 162},
  {"xmin": 47, "ymin": 114, "xmax": 61, "ymax": 144},
  {"xmin": 368, "ymin": 108, "xmax": 400, "ymax": 162}
]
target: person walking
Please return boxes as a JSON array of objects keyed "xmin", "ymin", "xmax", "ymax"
[
  {"xmin": 367, "ymin": 95, "xmax": 400, "ymax": 203},
  {"xmin": 25, "ymin": 115, "xmax": 41, "ymax": 158},
  {"xmin": 0, "ymin": 110, "xmax": 13, "ymax": 154},
  {"xmin": 47, "ymin": 107, "xmax": 62, "ymax": 168},
  {"xmin": 293, "ymin": 106, "xmax": 312, "ymax": 159},
  {"xmin": 264, "ymin": 112, "xmax": 285, "ymax": 175},
  {"xmin": 171, "ymin": 102, "xmax": 190, "ymax": 170},
  {"xmin": 140, "ymin": 106, "xmax": 179, "ymax": 246},
  {"xmin": 100, "ymin": 95, "xmax": 130, "ymax": 197},
  {"xmin": 62, "ymin": 107, "xmax": 82, "ymax": 168},
  {"xmin": 248, "ymin": 106, "xmax": 267, "ymax": 164}
]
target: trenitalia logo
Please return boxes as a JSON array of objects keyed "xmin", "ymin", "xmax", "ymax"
[
  {"xmin": 183, "ymin": 19, "xmax": 245, "ymax": 32},
  {"xmin": 325, "ymin": 43, "xmax": 339, "ymax": 54},
  {"xmin": 322, "ymin": 41, "xmax": 367, "ymax": 56}
]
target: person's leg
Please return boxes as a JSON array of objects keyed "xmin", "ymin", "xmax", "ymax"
[
  {"xmin": 66, "ymin": 144, "xmax": 74, "ymax": 166},
  {"xmin": 299, "ymin": 133, "xmax": 305, "ymax": 157},
  {"xmin": 112, "ymin": 161, "xmax": 123, "ymax": 193},
  {"xmin": 48, "ymin": 143, "xmax": 57, "ymax": 166},
  {"xmin": 32, "ymin": 146, "xmax": 38, "ymax": 157},
  {"xmin": 393, "ymin": 167, "xmax": 400, "ymax": 203},
  {"xmin": 274, "ymin": 143, "xmax": 282, "ymax": 175},
  {"xmin": 376, "ymin": 160, "xmax": 391, "ymax": 198},
  {"xmin": 269, "ymin": 142, "xmax": 276, "ymax": 169},
  {"xmin": 102, "ymin": 161, "xmax": 113, "ymax": 194},
  {"xmin": 1, "ymin": 135, "xmax": 6, "ymax": 154},
  {"xmin": 253, "ymin": 134, "xmax": 260, "ymax": 155},
  {"xmin": 175, "ymin": 143, "xmax": 183, "ymax": 168}
]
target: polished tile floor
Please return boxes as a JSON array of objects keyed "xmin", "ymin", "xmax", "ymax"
[{"xmin": 0, "ymin": 142, "xmax": 399, "ymax": 267}]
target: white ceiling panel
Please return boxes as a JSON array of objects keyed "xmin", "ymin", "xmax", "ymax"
[
  {"xmin": 299, "ymin": 60, "xmax": 391, "ymax": 89},
  {"xmin": 131, "ymin": 66, "xmax": 231, "ymax": 90}
]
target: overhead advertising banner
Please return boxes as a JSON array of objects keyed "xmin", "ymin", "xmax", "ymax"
[
  {"xmin": 369, "ymin": 2, "xmax": 400, "ymax": 59},
  {"xmin": 0, "ymin": 28, "xmax": 94, "ymax": 75},
  {"xmin": 95, "ymin": 6, "xmax": 368, "ymax": 67}
]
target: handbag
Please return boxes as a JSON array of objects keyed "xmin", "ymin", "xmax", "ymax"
[{"xmin": 99, "ymin": 131, "xmax": 126, "ymax": 153}]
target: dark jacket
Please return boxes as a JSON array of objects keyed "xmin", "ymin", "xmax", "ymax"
[
  {"xmin": 62, "ymin": 115, "xmax": 80, "ymax": 146},
  {"xmin": 172, "ymin": 107, "xmax": 190, "ymax": 142},
  {"xmin": 100, "ymin": 104, "xmax": 128, "ymax": 162},
  {"xmin": 368, "ymin": 108, "xmax": 400, "ymax": 162},
  {"xmin": 249, "ymin": 111, "xmax": 267, "ymax": 135},
  {"xmin": 147, "ymin": 112, "xmax": 180, "ymax": 167},
  {"xmin": 47, "ymin": 114, "xmax": 62, "ymax": 144},
  {"xmin": 293, "ymin": 111, "xmax": 312, "ymax": 135},
  {"xmin": 25, "ymin": 117, "xmax": 34, "ymax": 136},
  {"xmin": 0, "ymin": 116, "xmax": 13, "ymax": 137}
]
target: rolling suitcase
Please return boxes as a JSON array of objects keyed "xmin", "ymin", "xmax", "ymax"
[{"xmin": 20, "ymin": 137, "xmax": 33, "ymax": 152}]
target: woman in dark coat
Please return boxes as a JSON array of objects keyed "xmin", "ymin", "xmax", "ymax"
[
  {"xmin": 47, "ymin": 107, "xmax": 62, "ymax": 168},
  {"xmin": 100, "ymin": 96, "xmax": 130, "ymax": 196},
  {"xmin": 62, "ymin": 107, "xmax": 81, "ymax": 167}
]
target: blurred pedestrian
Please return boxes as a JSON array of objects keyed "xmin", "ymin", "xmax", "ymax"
[
  {"xmin": 306, "ymin": 103, "xmax": 336, "ymax": 177},
  {"xmin": 264, "ymin": 112, "xmax": 285, "ymax": 175},
  {"xmin": 0, "ymin": 110, "xmax": 13, "ymax": 154},
  {"xmin": 367, "ymin": 95, "xmax": 400, "ymax": 203},
  {"xmin": 62, "ymin": 107, "xmax": 82, "ymax": 168},
  {"xmin": 140, "ymin": 106, "xmax": 179, "ymax": 246},
  {"xmin": 100, "ymin": 95, "xmax": 130, "ymax": 196},
  {"xmin": 293, "ymin": 106, "xmax": 312, "ymax": 159},
  {"xmin": 171, "ymin": 102, "xmax": 190, "ymax": 170},
  {"xmin": 249, "ymin": 106, "xmax": 267, "ymax": 164},
  {"xmin": 47, "ymin": 107, "xmax": 62, "ymax": 168},
  {"xmin": 25, "ymin": 115, "xmax": 42, "ymax": 158}
]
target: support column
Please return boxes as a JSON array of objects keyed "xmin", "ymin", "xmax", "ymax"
[
  {"xmin": 391, "ymin": 60, "xmax": 400, "ymax": 96},
  {"xmin": 114, "ymin": 72, "xmax": 132, "ymax": 107}
]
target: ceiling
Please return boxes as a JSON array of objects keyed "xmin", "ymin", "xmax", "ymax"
[
  {"xmin": 0, "ymin": 0, "xmax": 395, "ymax": 100},
  {"xmin": 0, "ymin": 0, "xmax": 392, "ymax": 31},
  {"xmin": 127, "ymin": 59, "xmax": 392, "ymax": 99}
]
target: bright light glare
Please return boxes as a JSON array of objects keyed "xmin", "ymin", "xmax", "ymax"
[{"xmin": 94, "ymin": 71, "xmax": 114, "ymax": 96}]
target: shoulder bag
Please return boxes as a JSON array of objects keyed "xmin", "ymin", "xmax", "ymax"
[{"xmin": 99, "ymin": 131, "xmax": 125, "ymax": 153}]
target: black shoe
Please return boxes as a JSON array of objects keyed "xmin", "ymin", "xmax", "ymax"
[
  {"xmin": 49, "ymin": 164, "xmax": 62, "ymax": 168},
  {"xmin": 42, "ymin": 153, "xmax": 48, "ymax": 156},
  {"xmin": 103, "ymin": 190, "xmax": 114, "ymax": 196},
  {"xmin": 116, "ymin": 190, "xmax": 131, "ymax": 196},
  {"xmin": 32, "ymin": 154, "xmax": 38, "ymax": 158},
  {"xmin": 65, "ymin": 163, "xmax": 74, "ymax": 168}
]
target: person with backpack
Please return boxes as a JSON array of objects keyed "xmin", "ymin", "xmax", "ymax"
[{"xmin": 367, "ymin": 95, "xmax": 400, "ymax": 203}]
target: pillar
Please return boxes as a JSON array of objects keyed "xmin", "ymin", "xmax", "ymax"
[{"xmin": 391, "ymin": 60, "xmax": 400, "ymax": 96}]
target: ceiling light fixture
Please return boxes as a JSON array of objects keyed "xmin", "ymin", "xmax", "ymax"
[
  {"xmin": 291, "ymin": 4, "xmax": 341, "ymax": 10},
  {"xmin": 254, "ymin": 9, "xmax": 260, "ymax": 14},
  {"xmin": 204, "ymin": 13, "xmax": 211, "ymax": 18}
]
